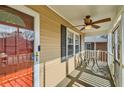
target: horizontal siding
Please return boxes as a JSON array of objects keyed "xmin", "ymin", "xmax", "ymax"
[{"xmin": 96, "ymin": 42, "xmax": 107, "ymax": 51}]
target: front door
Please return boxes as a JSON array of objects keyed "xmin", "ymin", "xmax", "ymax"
[
  {"xmin": 0, "ymin": 6, "xmax": 34, "ymax": 87},
  {"xmin": 0, "ymin": 23, "xmax": 34, "ymax": 87}
]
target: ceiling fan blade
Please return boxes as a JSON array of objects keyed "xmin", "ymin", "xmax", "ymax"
[
  {"xmin": 74, "ymin": 24, "xmax": 85, "ymax": 27},
  {"xmin": 92, "ymin": 25, "xmax": 100, "ymax": 29},
  {"xmin": 80, "ymin": 27, "xmax": 85, "ymax": 31},
  {"xmin": 92, "ymin": 18, "xmax": 111, "ymax": 24}
]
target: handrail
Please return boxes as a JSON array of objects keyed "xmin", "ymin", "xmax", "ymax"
[
  {"xmin": 75, "ymin": 50, "xmax": 114, "ymax": 69},
  {"xmin": 81, "ymin": 50, "xmax": 108, "ymax": 62},
  {"xmin": 107, "ymin": 51, "xmax": 114, "ymax": 56}
]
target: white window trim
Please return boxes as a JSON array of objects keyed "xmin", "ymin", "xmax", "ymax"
[
  {"xmin": 7, "ymin": 5, "xmax": 40, "ymax": 87},
  {"xmin": 66, "ymin": 28, "xmax": 80, "ymax": 58}
]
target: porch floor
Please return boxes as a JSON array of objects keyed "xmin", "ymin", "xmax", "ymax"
[{"xmin": 57, "ymin": 61, "xmax": 115, "ymax": 87}]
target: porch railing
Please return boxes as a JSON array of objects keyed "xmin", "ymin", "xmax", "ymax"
[
  {"xmin": 75, "ymin": 50, "xmax": 121, "ymax": 86},
  {"xmin": 74, "ymin": 50, "xmax": 111, "ymax": 77},
  {"xmin": 75, "ymin": 50, "xmax": 108, "ymax": 68}
]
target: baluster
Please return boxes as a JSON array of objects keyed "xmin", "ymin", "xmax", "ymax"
[
  {"xmin": 89, "ymin": 50, "xmax": 90, "ymax": 59},
  {"xmin": 86, "ymin": 50, "xmax": 88, "ymax": 59},
  {"xmin": 91, "ymin": 50, "xmax": 92, "ymax": 58},
  {"xmin": 102, "ymin": 51, "xmax": 103, "ymax": 62},
  {"xmin": 101, "ymin": 51, "xmax": 102, "ymax": 62},
  {"xmin": 88, "ymin": 50, "xmax": 90, "ymax": 58},
  {"xmin": 105, "ymin": 52, "xmax": 106, "ymax": 62},
  {"xmin": 98, "ymin": 50, "xmax": 99, "ymax": 61}
]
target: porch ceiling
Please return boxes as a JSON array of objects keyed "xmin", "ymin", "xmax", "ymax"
[{"xmin": 48, "ymin": 5, "xmax": 121, "ymax": 36}]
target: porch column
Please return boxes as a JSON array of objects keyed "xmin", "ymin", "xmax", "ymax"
[
  {"xmin": 122, "ymin": 12, "xmax": 124, "ymax": 87},
  {"xmin": 94, "ymin": 42, "xmax": 96, "ymax": 50},
  {"xmin": 80, "ymin": 34, "xmax": 85, "ymax": 51},
  {"xmin": 107, "ymin": 33, "xmax": 112, "ymax": 66}
]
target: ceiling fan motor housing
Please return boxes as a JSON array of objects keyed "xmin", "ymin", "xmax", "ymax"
[
  {"xmin": 84, "ymin": 19, "xmax": 92, "ymax": 25},
  {"xmin": 86, "ymin": 15, "xmax": 90, "ymax": 18}
]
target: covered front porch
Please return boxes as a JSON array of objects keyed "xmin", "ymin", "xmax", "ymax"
[{"xmin": 57, "ymin": 50, "xmax": 114, "ymax": 87}]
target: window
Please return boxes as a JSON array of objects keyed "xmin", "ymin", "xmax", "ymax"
[
  {"xmin": 75, "ymin": 35, "xmax": 80, "ymax": 53},
  {"xmin": 67, "ymin": 31, "xmax": 74, "ymax": 57},
  {"xmin": 85, "ymin": 43, "xmax": 94, "ymax": 50},
  {"xmin": 61, "ymin": 26, "xmax": 81, "ymax": 62},
  {"xmin": 0, "ymin": 6, "xmax": 34, "ymax": 30},
  {"xmin": 0, "ymin": 10, "xmax": 25, "ymax": 27},
  {"xmin": 87, "ymin": 43, "xmax": 91, "ymax": 50}
]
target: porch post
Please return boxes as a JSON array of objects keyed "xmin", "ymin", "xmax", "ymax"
[
  {"xmin": 107, "ymin": 33, "xmax": 112, "ymax": 66},
  {"xmin": 121, "ymin": 12, "xmax": 124, "ymax": 87},
  {"xmin": 94, "ymin": 42, "xmax": 96, "ymax": 50}
]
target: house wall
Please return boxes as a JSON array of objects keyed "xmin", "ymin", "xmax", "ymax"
[
  {"xmin": 85, "ymin": 42, "xmax": 107, "ymax": 51},
  {"xmin": 27, "ymin": 5, "xmax": 83, "ymax": 87},
  {"xmin": 96, "ymin": 42, "xmax": 107, "ymax": 51}
]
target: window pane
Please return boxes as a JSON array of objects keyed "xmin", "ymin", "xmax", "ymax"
[
  {"xmin": 75, "ymin": 45, "xmax": 79, "ymax": 53},
  {"xmin": 75, "ymin": 35, "xmax": 79, "ymax": 53},
  {"xmin": 68, "ymin": 31, "xmax": 73, "ymax": 44},
  {"xmin": 19, "ymin": 28, "xmax": 34, "ymax": 54},
  {"xmin": 0, "ymin": 10, "xmax": 25, "ymax": 27},
  {"xmin": 68, "ymin": 45, "xmax": 73, "ymax": 56},
  {"xmin": 0, "ymin": 24, "xmax": 17, "ymax": 55},
  {"xmin": 68, "ymin": 31, "xmax": 74, "ymax": 56},
  {"xmin": 75, "ymin": 35, "xmax": 79, "ymax": 45}
]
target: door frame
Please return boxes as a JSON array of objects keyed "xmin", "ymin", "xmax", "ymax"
[{"xmin": 7, "ymin": 5, "xmax": 41, "ymax": 87}]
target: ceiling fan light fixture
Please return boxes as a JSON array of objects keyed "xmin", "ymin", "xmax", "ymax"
[{"xmin": 85, "ymin": 25, "xmax": 92, "ymax": 30}]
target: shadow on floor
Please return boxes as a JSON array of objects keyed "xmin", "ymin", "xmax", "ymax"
[{"xmin": 57, "ymin": 62, "xmax": 115, "ymax": 87}]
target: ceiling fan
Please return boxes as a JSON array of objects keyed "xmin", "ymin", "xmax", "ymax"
[{"xmin": 74, "ymin": 15, "xmax": 111, "ymax": 31}]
